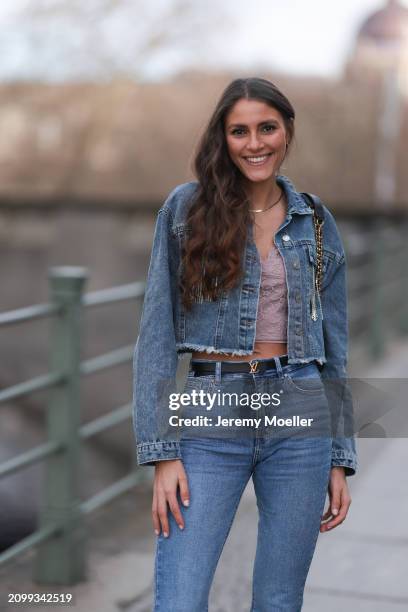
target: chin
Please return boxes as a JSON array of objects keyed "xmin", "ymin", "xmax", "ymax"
[{"xmin": 242, "ymin": 168, "xmax": 276, "ymax": 182}]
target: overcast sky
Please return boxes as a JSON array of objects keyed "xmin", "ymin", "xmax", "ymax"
[{"xmin": 0, "ymin": 0, "xmax": 406, "ymax": 81}]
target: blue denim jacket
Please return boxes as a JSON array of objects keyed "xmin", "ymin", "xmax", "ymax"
[{"xmin": 132, "ymin": 175, "xmax": 358, "ymax": 475}]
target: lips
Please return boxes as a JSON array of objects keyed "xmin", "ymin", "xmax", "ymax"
[{"xmin": 243, "ymin": 153, "xmax": 273, "ymax": 166}]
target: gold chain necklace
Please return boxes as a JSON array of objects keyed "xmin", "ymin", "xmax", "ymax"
[{"xmin": 249, "ymin": 188, "xmax": 283, "ymax": 213}]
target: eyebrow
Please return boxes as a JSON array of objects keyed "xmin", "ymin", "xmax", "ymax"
[{"xmin": 227, "ymin": 119, "xmax": 279, "ymax": 129}]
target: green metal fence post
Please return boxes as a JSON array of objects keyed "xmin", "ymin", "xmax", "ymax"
[
  {"xmin": 34, "ymin": 267, "xmax": 88, "ymax": 585},
  {"xmin": 398, "ymin": 221, "xmax": 408, "ymax": 335}
]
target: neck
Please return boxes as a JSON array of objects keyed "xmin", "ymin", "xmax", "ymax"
[{"xmin": 246, "ymin": 176, "xmax": 282, "ymax": 210}]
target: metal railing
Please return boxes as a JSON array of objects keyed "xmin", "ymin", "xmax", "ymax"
[
  {"xmin": 346, "ymin": 221, "xmax": 408, "ymax": 358},
  {"xmin": 0, "ymin": 267, "xmax": 146, "ymax": 585}
]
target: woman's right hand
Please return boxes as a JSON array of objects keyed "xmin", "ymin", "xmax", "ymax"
[{"xmin": 152, "ymin": 459, "xmax": 190, "ymax": 538}]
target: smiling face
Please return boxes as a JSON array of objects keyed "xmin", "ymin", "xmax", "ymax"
[{"xmin": 224, "ymin": 98, "xmax": 290, "ymax": 184}]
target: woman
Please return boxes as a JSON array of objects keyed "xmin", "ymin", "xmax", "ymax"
[{"xmin": 132, "ymin": 77, "xmax": 357, "ymax": 611}]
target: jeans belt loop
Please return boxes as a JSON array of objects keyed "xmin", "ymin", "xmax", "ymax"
[
  {"xmin": 273, "ymin": 355, "xmax": 284, "ymax": 378},
  {"xmin": 215, "ymin": 360, "xmax": 222, "ymax": 385}
]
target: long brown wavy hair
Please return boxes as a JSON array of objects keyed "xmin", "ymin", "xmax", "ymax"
[{"xmin": 179, "ymin": 77, "xmax": 295, "ymax": 311}]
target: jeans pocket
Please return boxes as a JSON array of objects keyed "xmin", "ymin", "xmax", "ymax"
[
  {"xmin": 183, "ymin": 372, "xmax": 216, "ymax": 394},
  {"xmin": 284, "ymin": 362, "xmax": 325, "ymax": 395},
  {"xmin": 184, "ymin": 373, "xmax": 202, "ymax": 393}
]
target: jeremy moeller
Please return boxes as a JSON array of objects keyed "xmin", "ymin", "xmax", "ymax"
[{"xmin": 169, "ymin": 415, "xmax": 314, "ymax": 428}]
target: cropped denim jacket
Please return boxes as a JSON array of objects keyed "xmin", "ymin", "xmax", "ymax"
[{"xmin": 132, "ymin": 175, "xmax": 358, "ymax": 476}]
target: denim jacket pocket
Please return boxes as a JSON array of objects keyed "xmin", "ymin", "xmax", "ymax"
[
  {"xmin": 307, "ymin": 244, "xmax": 338, "ymax": 290},
  {"xmin": 307, "ymin": 244, "xmax": 343, "ymax": 322}
]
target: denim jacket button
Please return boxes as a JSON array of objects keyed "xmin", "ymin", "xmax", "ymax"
[
  {"xmin": 282, "ymin": 234, "xmax": 290, "ymax": 242},
  {"xmin": 295, "ymin": 292, "xmax": 301, "ymax": 303},
  {"xmin": 293, "ymin": 260, "xmax": 300, "ymax": 269}
]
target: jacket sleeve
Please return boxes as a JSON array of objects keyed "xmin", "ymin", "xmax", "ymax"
[
  {"xmin": 319, "ymin": 210, "xmax": 358, "ymax": 477},
  {"xmin": 132, "ymin": 203, "xmax": 181, "ymax": 466}
]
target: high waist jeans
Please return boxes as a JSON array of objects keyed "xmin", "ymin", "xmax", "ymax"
[{"xmin": 153, "ymin": 355, "xmax": 333, "ymax": 612}]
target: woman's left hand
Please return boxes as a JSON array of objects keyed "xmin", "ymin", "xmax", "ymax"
[{"xmin": 320, "ymin": 466, "xmax": 352, "ymax": 533}]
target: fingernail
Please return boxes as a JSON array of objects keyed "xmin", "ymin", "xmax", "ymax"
[
  {"xmin": 154, "ymin": 529, "xmax": 160, "ymax": 536},
  {"xmin": 183, "ymin": 499, "xmax": 190, "ymax": 507},
  {"xmin": 163, "ymin": 531, "xmax": 169, "ymax": 538},
  {"xmin": 178, "ymin": 524, "xmax": 184, "ymax": 530},
  {"xmin": 332, "ymin": 508, "xmax": 339, "ymax": 515}
]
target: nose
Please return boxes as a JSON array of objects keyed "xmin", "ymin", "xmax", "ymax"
[{"xmin": 247, "ymin": 131, "xmax": 263, "ymax": 152}]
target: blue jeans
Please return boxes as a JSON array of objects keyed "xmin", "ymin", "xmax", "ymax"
[{"xmin": 154, "ymin": 356, "xmax": 332, "ymax": 612}]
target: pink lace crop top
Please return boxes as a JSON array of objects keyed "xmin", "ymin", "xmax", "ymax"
[{"xmin": 255, "ymin": 243, "xmax": 288, "ymax": 343}]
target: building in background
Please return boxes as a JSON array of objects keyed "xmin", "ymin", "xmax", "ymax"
[
  {"xmin": 346, "ymin": 0, "xmax": 408, "ymax": 207},
  {"xmin": 346, "ymin": 0, "xmax": 408, "ymax": 96}
]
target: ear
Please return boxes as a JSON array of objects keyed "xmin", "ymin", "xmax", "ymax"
[{"xmin": 285, "ymin": 120, "xmax": 294, "ymax": 147}]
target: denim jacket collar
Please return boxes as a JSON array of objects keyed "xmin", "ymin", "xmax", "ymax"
[
  {"xmin": 247, "ymin": 175, "xmax": 313, "ymax": 240},
  {"xmin": 276, "ymin": 174, "xmax": 314, "ymax": 217}
]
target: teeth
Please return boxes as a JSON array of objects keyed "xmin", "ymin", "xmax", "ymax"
[{"xmin": 245, "ymin": 155, "xmax": 270, "ymax": 163}]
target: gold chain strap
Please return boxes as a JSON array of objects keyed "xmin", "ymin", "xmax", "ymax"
[{"xmin": 313, "ymin": 214, "xmax": 324, "ymax": 294}]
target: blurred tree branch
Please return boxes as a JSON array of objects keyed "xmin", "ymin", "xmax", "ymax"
[{"xmin": 17, "ymin": 0, "xmax": 224, "ymax": 80}]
